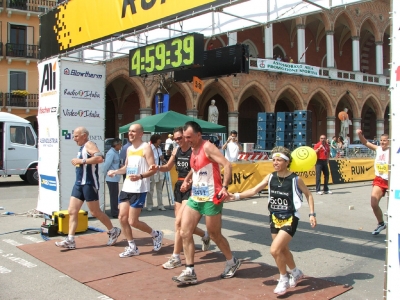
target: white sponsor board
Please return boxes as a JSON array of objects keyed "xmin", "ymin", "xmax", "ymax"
[
  {"xmin": 37, "ymin": 59, "xmax": 105, "ymax": 215},
  {"xmin": 256, "ymin": 58, "xmax": 320, "ymax": 77},
  {"xmin": 387, "ymin": 1, "xmax": 400, "ymax": 298}
]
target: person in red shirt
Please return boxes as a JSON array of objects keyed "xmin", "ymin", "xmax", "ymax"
[{"xmin": 313, "ymin": 135, "xmax": 332, "ymax": 195}]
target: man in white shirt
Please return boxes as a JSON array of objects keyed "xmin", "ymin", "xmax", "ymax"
[
  {"xmin": 165, "ymin": 134, "xmax": 173, "ymax": 151},
  {"xmin": 222, "ymin": 130, "xmax": 242, "ymax": 162}
]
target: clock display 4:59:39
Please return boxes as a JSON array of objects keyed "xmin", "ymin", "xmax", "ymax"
[{"xmin": 129, "ymin": 33, "xmax": 204, "ymax": 76}]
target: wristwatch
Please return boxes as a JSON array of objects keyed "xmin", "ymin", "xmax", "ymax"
[
  {"xmin": 309, "ymin": 213, "xmax": 316, "ymax": 217},
  {"xmin": 222, "ymin": 185, "xmax": 229, "ymax": 190}
]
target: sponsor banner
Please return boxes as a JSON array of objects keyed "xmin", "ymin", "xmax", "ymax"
[
  {"xmin": 38, "ymin": 58, "xmax": 59, "ymax": 107},
  {"xmin": 170, "ymin": 159, "xmax": 376, "ymax": 192},
  {"xmin": 61, "ymin": 107, "xmax": 104, "ymax": 120},
  {"xmin": 38, "ymin": 106, "xmax": 58, "ymax": 115},
  {"xmin": 40, "ymin": 0, "xmax": 233, "ymax": 58},
  {"xmin": 256, "ymin": 58, "xmax": 320, "ymax": 77},
  {"xmin": 40, "ymin": 174, "xmax": 57, "ymax": 191},
  {"xmin": 36, "ymin": 172, "xmax": 60, "ymax": 215},
  {"xmin": 387, "ymin": 1, "xmax": 400, "ymax": 298},
  {"xmin": 60, "ymin": 61, "xmax": 106, "ymax": 106}
]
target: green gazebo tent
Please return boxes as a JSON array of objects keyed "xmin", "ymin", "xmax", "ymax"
[{"xmin": 119, "ymin": 110, "xmax": 226, "ymax": 134}]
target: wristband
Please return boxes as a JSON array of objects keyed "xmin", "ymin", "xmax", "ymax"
[
  {"xmin": 234, "ymin": 193, "xmax": 240, "ymax": 201},
  {"xmin": 222, "ymin": 185, "xmax": 229, "ymax": 190},
  {"xmin": 140, "ymin": 174, "xmax": 144, "ymax": 179}
]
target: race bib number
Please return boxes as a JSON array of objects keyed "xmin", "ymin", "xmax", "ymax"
[
  {"xmin": 272, "ymin": 214, "xmax": 293, "ymax": 228},
  {"xmin": 192, "ymin": 185, "xmax": 209, "ymax": 201},
  {"xmin": 127, "ymin": 166, "xmax": 138, "ymax": 176},
  {"xmin": 376, "ymin": 163, "xmax": 388, "ymax": 175}
]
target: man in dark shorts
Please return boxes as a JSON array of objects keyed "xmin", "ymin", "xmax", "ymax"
[
  {"xmin": 107, "ymin": 124, "xmax": 164, "ymax": 257},
  {"xmin": 356, "ymin": 130, "xmax": 390, "ymax": 235},
  {"xmin": 150, "ymin": 127, "xmax": 210, "ymax": 269},
  {"xmin": 55, "ymin": 126, "xmax": 121, "ymax": 249}
]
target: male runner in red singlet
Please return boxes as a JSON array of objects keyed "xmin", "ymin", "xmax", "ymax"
[{"xmin": 172, "ymin": 121, "xmax": 241, "ymax": 285}]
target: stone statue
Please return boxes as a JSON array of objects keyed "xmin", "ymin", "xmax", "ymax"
[
  {"xmin": 340, "ymin": 108, "xmax": 352, "ymax": 138},
  {"xmin": 208, "ymin": 99, "xmax": 219, "ymax": 124}
]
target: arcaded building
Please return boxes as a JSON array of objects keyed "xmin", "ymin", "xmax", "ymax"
[{"xmin": 105, "ymin": 0, "xmax": 390, "ymax": 145}]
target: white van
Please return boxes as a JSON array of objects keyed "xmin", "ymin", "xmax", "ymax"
[{"xmin": 0, "ymin": 112, "xmax": 38, "ymax": 184}]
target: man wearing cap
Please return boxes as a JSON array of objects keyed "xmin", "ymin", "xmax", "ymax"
[{"xmin": 165, "ymin": 134, "xmax": 173, "ymax": 152}]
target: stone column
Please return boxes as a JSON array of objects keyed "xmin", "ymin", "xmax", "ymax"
[
  {"xmin": 326, "ymin": 31, "xmax": 335, "ymax": 68},
  {"xmin": 352, "ymin": 118, "xmax": 362, "ymax": 139},
  {"xmin": 228, "ymin": 111, "xmax": 239, "ymax": 134},
  {"xmin": 375, "ymin": 41, "xmax": 383, "ymax": 75},
  {"xmin": 297, "ymin": 25, "xmax": 306, "ymax": 64},
  {"xmin": 228, "ymin": 32, "xmax": 237, "ymax": 46},
  {"xmin": 186, "ymin": 109, "xmax": 198, "ymax": 118},
  {"xmin": 352, "ymin": 36, "xmax": 360, "ymax": 72},
  {"xmin": 139, "ymin": 107, "xmax": 152, "ymax": 119},
  {"xmin": 376, "ymin": 118, "xmax": 385, "ymax": 137},
  {"xmin": 264, "ymin": 24, "xmax": 273, "ymax": 59},
  {"xmin": 326, "ymin": 116, "xmax": 335, "ymax": 139}
]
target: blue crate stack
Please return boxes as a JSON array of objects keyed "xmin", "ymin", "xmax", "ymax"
[
  {"xmin": 292, "ymin": 110, "xmax": 312, "ymax": 149},
  {"xmin": 275, "ymin": 112, "xmax": 294, "ymax": 149},
  {"xmin": 256, "ymin": 112, "xmax": 275, "ymax": 150}
]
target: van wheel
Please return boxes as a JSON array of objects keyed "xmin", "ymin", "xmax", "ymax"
[
  {"xmin": 19, "ymin": 175, "xmax": 28, "ymax": 182},
  {"xmin": 26, "ymin": 169, "xmax": 39, "ymax": 185}
]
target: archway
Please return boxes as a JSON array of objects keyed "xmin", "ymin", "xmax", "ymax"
[{"xmin": 238, "ymin": 96, "xmax": 264, "ymax": 143}]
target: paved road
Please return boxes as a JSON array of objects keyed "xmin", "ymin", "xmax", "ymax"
[{"xmin": 0, "ymin": 176, "xmax": 387, "ymax": 299}]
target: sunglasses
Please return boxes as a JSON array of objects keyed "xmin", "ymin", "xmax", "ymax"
[{"xmin": 174, "ymin": 136, "xmax": 183, "ymax": 141}]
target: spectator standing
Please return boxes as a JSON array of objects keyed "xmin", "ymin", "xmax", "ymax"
[
  {"xmin": 336, "ymin": 136, "xmax": 344, "ymax": 157},
  {"xmin": 103, "ymin": 138, "xmax": 122, "ymax": 218},
  {"xmin": 330, "ymin": 136, "xmax": 338, "ymax": 158},
  {"xmin": 222, "ymin": 130, "xmax": 242, "ymax": 162},
  {"xmin": 120, "ymin": 141, "xmax": 130, "ymax": 181},
  {"xmin": 165, "ymin": 134, "xmax": 173, "ymax": 152},
  {"xmin": 313, "ymin": 135, "xmax": 332, "ymax": 195},
  {"xmin": 147, "ymin": 134, "xmax": 166, "ymax": 211}
]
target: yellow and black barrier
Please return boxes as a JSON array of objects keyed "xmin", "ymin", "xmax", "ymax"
[{"xmin": 170, "ymin": 158, "xmax": 375, "ymax": 193}]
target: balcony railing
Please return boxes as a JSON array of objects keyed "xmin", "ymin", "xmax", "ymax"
[
  {"xmin": 249, "ymin": 58, "xmax": 389, "ymax": 86},
  {"xmin": 6, "ymin": 43, "xmax": 39, "ymax": 59},
  {"xmin": 6, "ymin": 0, "xmax": 58, "ymax": 13},
  {"xmin": 5, "ymin": 93, "xmax": 38, "ymax": 107}
]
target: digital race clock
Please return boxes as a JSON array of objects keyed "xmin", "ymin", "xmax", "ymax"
[{"xmin": 129, "ymin": 33, "xmax": 204, "ymax": 76}]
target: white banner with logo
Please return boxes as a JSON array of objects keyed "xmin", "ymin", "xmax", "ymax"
[
  {"xmin": 387, "ymin": 1, "xmax": 400, "ymax": 298},
  {"xmin": 256, "ymin": 58, "xmax": 320, "ymax": 77},
  {"xmin": 37, "ymin": 59, "xmax": 106, "ymax": 215},
  {"xmin": 37, "ymin": 58, "xmax": 60, "ymax": 214}
]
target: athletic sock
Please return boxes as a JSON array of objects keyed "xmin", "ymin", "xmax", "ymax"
[
  {"xmin": 150, "ymin": 229, "xmax": 157, "ymax": 238},
  {"xmin": 226, "ymin": 257, "xmax": 235, "ymax": 266},
  {"xmin": 68, "ymin": 235, "xmax": 75, "ymax": 242},
  {"xmin": 280, "ymin": 273, "xmax": 289, "ymax": 281},
  {"xmin": 128, "ymin": 240, "xmax": 136, "ymax": 249},
  {"xmin": 378, "ymin": 221, "xmax": 385, "ymax": 226},
  {"xmin": 172, "ymin": 253, "xmax": 180, "ymax": 259},
  {"xmin": 202, "ymin": 231, "xmax": 209, "ymax": 240},
  {"xmin": 185, "ymin": 265, "xmax": 194, "ymax": 273}
]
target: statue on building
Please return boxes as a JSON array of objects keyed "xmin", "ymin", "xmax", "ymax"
[
  {"xmin": 208, "ymin": 99, "xmax": 219, "ymax": 124},
  {"xmin": 339, "ymin": 108, "xmax": 352, "ymax": 138}
]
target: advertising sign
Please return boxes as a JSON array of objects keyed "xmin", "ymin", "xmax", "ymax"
[{"xmin": 256, "ymin": 58, "xmax": 320, "ymax": 77}]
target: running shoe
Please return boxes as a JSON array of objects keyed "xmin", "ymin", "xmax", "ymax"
[
  {"xmin": 372, "ymin": 223, "xmax": 386, "ymax": 235},
  {"xmin": 55, "ymin": 237, "xmax": 76, "ymax": 249},
  {"xmin": 119, "ymin": 246, "xmax": 140, "ymax": 258},
  {"xmin": 158, "ymin": 206, "xmax": 166, "ymax": 211},
  {"xmin": 107, "ymin": 227, "xmax": 121, "ymax": 246},
  {"xmin": 289, "ymin": 269, "xmax": 304, "ymax": 287},
  {"xmin": 324, "ymin": 190, "xmax": 333, "ymax": 194},
  {"xmin": 162, "ymin": 256, "xmax": 182, "ymax": 269},
  {"xmin": 220, "ymin": 257, "xmax": 241, "ymax": 279},
  {"xmin": 274, "ymin": 279, "xmax": 290, "ymax": 295},
  {"xmin": 153, "ymin": 230, "xmax": 164, "ymax": 251},
  {"xmin": 317, "ymin": 191, "xmax": 324, "ymax": 195},
  {"xmin": 172, "ymin": 269, "xmax": 198, "ymax": 284},
  {"xmin": 202, "ymin": 234, "xmax": 211, "ymax": 251}
]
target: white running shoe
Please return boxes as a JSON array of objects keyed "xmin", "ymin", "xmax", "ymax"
[
  {"xmin": 274, "ymin": 279, "xmax": 289, "ymax": 295},
  {"xmin": 153, "ymin": 230, "xmax": 163, "ymax": 251},
  {"xmin": 289, "ymin": 270, "xmax": 304, "ymax": 287},
  {"xmin": 172, "ymin": 269, "xmax": 197, "ymax": 284},
  {"xmin": 220, "ymin": 257, "xmax": 241, "ymax": 279},
  {"xmin": 162, "ymin": 256, "xmax": 182, "ymax": 269},
  {"xmin": 55, "ymin": 237, "xmax": 76, "ymax": 249},
  {"xmin": 119, "ymin": 246, "xmax": 140, "ymax": 258},
  {"xmin": 372, "ymin": 223, "xmax": 386, "ymax": 235},
  {"xmin": 107, "ymin": 227, "xmax": 121, "ymax": 246}
]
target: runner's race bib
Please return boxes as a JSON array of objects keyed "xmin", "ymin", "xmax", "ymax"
[
  {"xmin": 376, "ymin": 163, "xmax": 388, "ymax": 175},
  {"xmin": 192, "ymin": 184, "xmax": 209, "ymax": 201},
  {"xmin": 127, "ymin": 166, "xmax": 138, "ymax": 176}
]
